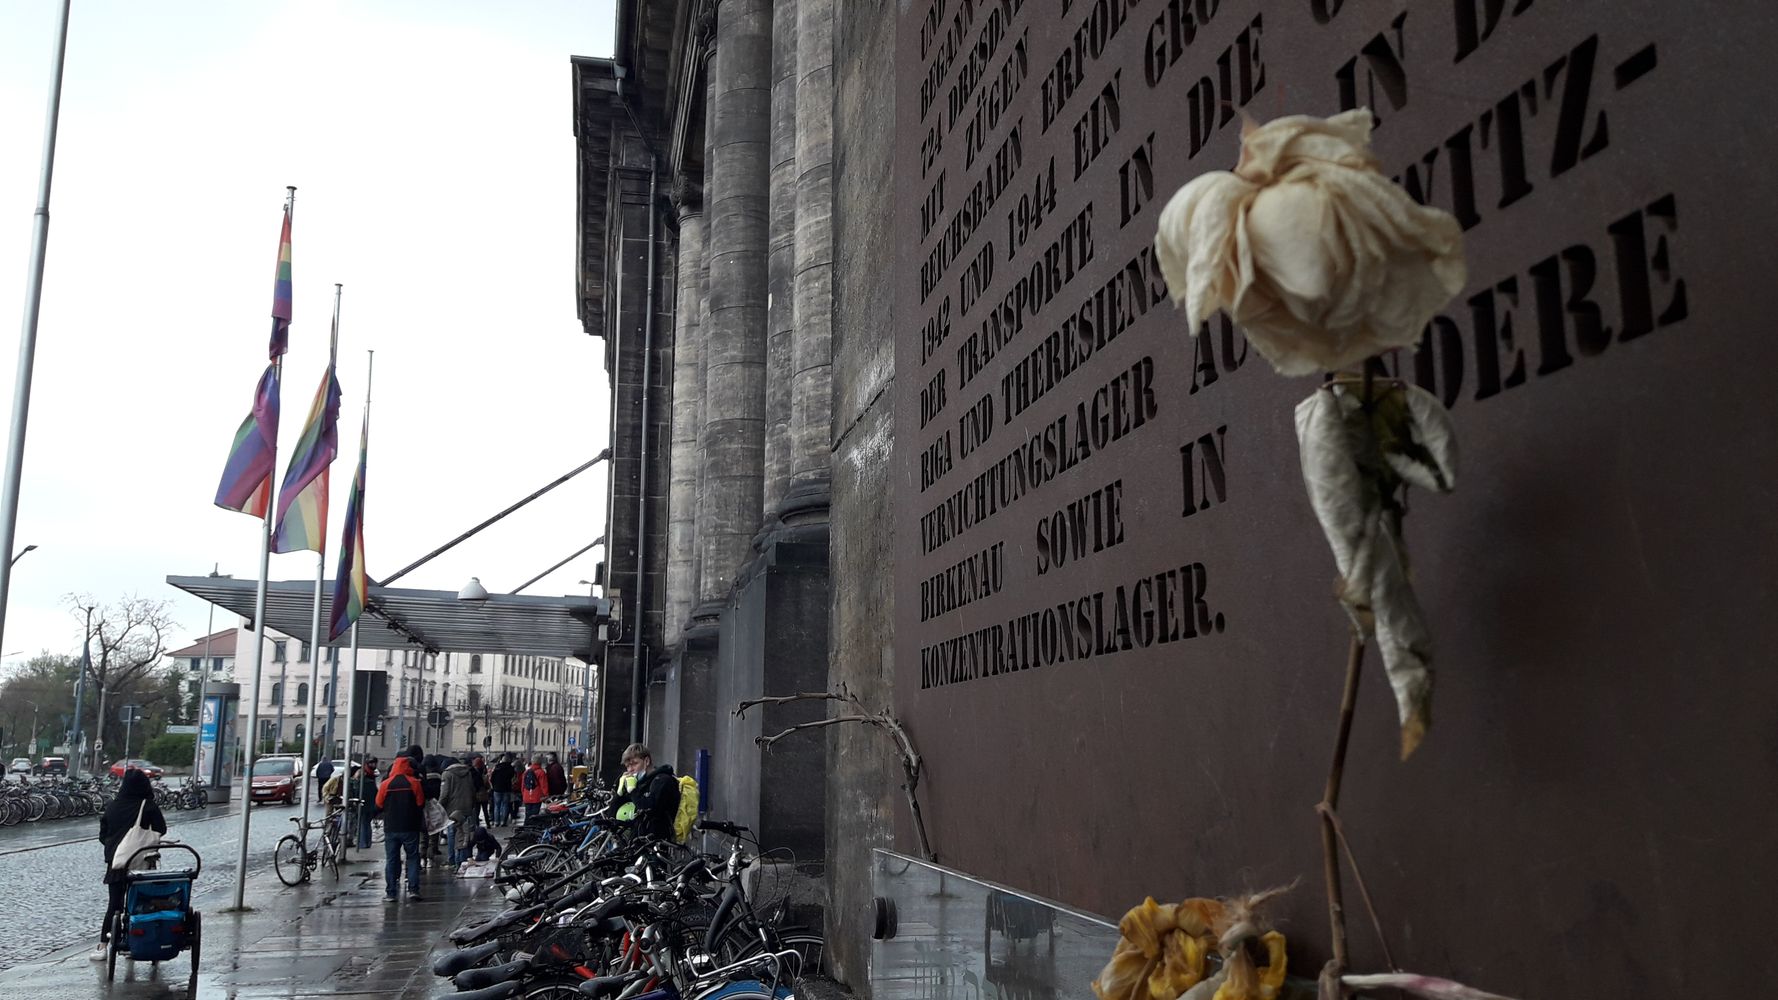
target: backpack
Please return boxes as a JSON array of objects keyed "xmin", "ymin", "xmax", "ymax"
[
  {"xmin": 672, "ymin": 775, "xmax": 699, "ymax": 844},
  {"xmin": 523, "ymin": 768, "xmax": 538, "ymax": 791}
]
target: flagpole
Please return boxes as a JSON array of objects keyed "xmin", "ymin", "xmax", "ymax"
[
  {"xmin": 233, "ymin": 397, "xmax": 279, "ymax": 911},
  {"xmin": 297, "ymin": 283, "xmax": 342, "ymax": 831},
  {"xmin": 319, "ymin": 322, "xmax": 362, "ymax": 787},
  {"xmin": 341, "ymin": 621, "xmax": 360, "ymax": 863},
  {"xmin": 232, "ymin": 185, "xmax": 294, "ymax": 912},
  {"xmin": 0, "ymin": 0, "xmax": 72, "ymax": 658}
]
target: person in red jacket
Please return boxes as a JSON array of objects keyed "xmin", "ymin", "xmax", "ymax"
[
  {"xmin": 520, "ymin": 754, "xmax": 549, "ymax": 821},
  {"xmin": 376, "ymin": 756, "xmax": 425, "ymax": 902}
]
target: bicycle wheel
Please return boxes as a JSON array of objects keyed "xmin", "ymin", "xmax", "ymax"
[
  {"xmin": 689, "ymin": 981, "xmax": 795, "ymax": 1000},
  {"xmin": 519, "ymin": 975, "xmax": 595, "ymax": 999},
  {"xmin": 324, "ymin": 828, "xmax": 341, "ymax": 880},
  {"xmin": 273, "ymin": 835, "xmax": 309, "ymax": 886}
]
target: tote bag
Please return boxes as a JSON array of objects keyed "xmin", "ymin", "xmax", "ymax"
[
  {"xmin": 110, "ymin": 801, "xmax": 161, "ymax": 870},
  {"xmin": 423, "ymin": 798, "xmax": 449, "ymax": 835}
]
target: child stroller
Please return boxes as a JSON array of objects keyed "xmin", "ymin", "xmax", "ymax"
[{"xmin": 106, "ymin": 841, "xmax": 202, "ymax": 998}]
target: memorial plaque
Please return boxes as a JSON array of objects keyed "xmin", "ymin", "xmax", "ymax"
[{"xmin": 890, "ymin": 0, "xmax": 1778, "ymax": 992}]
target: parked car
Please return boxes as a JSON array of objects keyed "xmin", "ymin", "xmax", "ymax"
[
  {"xmin": 37, "ymin": 756, "xmax": 67, "ymax": 776},
  {"xmin": 108, "ymin": 758, "xmax": 166, "ymax": 779},
  {"xmin": 248, "ymin": 755, "xmax": 302, "ymax": 805},
  {"xmin": 8, "ymin": 757, "xmax": 30, "ymax": 774}
]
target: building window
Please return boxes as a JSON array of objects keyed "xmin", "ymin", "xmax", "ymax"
[
  {"xmin": 299, "ymin": 641, "xmax": 311, "ymax": 661},
  {"xmin": 211, "ymin": 657, "xmax": 225, "ymax": 672},
  {"xmin": 296, "ymin": 682, "xmax": 309, "ymax": 706},
  {"xmin": 467, "ymin": 687, "xmax": 480, "ymax": 711},
  {"xmin": 470, "ymin": 654, "xmax": 482, "ymax": 674},
  {"xmin": 327, "ymin": 647, "xmax": 339, "ymax": 664},
  {"xmin": 273, "ymin": 641, "xmax": 287, "ymax": 663},
  {"xmin": 321, "ymin": 683, "xmax": 330, "ymax": 707},
  {"xmin": 270, "ymin": 682, "xmax": 282, "ymax": 705},
  {"xmin": 188, "ymin": 657, "xmax": 201, "ymax": 672}
]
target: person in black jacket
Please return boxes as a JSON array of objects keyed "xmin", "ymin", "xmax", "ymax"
[
  {"xmin": 91, "ymin": 769, "xmax": 167, "ymax": 960},
  {"xmin": 545, "ymin": 754, "xmax": 566, "ymax": 797},
  {"xmin": 376, "ymin": 755, "xmax": 426, "ymax": 901},
  {"xmin": 609, "ymin": 743, "xmax": 680, "ymax": 842},
  {"xmin": 489, "ymin": 754, "xmax": 516, "ymax": 827}
]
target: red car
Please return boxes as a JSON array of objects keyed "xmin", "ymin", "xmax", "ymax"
[
  {"xmin": 248, "ymin": 755, "xmax": 301, "ymax": 805},
  {"xmin": 108, "ymin": 759, "xmax": 165, "ymax": 778}
]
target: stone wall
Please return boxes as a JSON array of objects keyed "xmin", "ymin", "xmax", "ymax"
[{"xmin": 827, "ymin": 0, "xmax": 901, "ymax": 986}]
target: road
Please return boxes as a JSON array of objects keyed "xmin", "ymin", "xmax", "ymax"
[{"xmin": 0, "ymin": 796, "xmax": 322, "ymax": 970}]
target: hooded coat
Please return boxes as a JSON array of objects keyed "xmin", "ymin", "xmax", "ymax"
[
  {"xmin": 376, "ymin": 756, "xmax": 426, "ymax": 834},
  {"xmin": 611, "ymin": 764, "xmax": 680, "ymax": 841},
  {"xmin": 440, "ymin": 761, "xmax": 478, "ymax": 822},
  {"xmin": 99, "ymin": 769, "xmax": 168, "ymax": 881}
]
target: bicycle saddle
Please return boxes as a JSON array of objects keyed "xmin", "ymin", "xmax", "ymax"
[
  {"xmin": 431, "ymin": 938, "xmax": 502, "ymax": 977},
  {"xmin": 441, "ymin": 981, "xmax": 522, "ymax": 1000},
  {"xmin": 448, "ymin": 904, "xmax": 545, "ymax": 944},
  {"xmin": 453, "ymin": 957, "xmax": 533, "ymax": 991}
]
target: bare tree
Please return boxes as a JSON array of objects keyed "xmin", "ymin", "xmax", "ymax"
[
  {"xmin": 734, "ymin": 686, "xmax": 935, "ymax": 862},
  {"xmin": 66, "ymin": 595, "xmax": 177, "ymax": 766}
]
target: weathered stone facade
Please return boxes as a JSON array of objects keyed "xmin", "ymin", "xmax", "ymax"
[{"xmin": 581, "ymin": 0, "xmax": 1778, "ymax": 996}]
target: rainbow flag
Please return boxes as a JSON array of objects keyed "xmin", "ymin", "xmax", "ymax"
[
  {"xmin": 269, "ymin": 208, "xmax": 293, "ymax": 359},
  {"xmin": 328, "ymin": 418, "xmax": 368, "ymax": 640},
  {"xmin": 213, "ymin": 363, "xmax": 282, "ymax": 516},
  {"xmin": 271, "ymin": 362, "xmax": 342, "ymax": 553}
]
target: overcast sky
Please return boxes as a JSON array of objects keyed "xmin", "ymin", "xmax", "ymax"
[{"xmin": 0, "ymin": 1, "xmax": 616, "ymax": 670}]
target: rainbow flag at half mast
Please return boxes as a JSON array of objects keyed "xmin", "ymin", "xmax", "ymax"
[
  {"xmin": 328, "ymin": 415, "xmax": 369, "ymax": 640},
  {"xmin": 213, "ymin": 364, "xmax": 281, "ymax": 516},
  {"xmin": 271, "ymin": 335, "xmax": 342, "ymax": 554}
]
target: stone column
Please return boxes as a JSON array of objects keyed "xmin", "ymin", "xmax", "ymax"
[
  {"xmin": 787, "ymin": 0, "xmax": 834, "ymax": 516},
  {"xmin": 692, "ymin": 44, "xmax": 718, "ymax": 614},
  {"xmin": 695, "ymin": 0, "xmax": 773, "ymax": 613},
  {"xmin": 763, "ymin": 0, "xmax": 799, "ymax": 528},
  {"xmin": 665, "ymin": 204, "xmax": 705, "ymax": 639}
]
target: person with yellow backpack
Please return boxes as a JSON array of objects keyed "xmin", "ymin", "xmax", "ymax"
[{"xmin": 610, "ymin": 743, "xmax": 699, "ymax": 843}]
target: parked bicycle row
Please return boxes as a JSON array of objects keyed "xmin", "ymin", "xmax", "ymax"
[
  {"xmin": 422, "ymin": 742, "xmax": 815, "ymax": 1000},
  {"xmin": 0, "ymin": 773, "xmax": 211, "ymax": 827},
  {"xmin": 0, "ymin": 775, "xmax": 112, "ymax": 826}
]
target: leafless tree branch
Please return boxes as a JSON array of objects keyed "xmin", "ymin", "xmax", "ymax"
[{"xmin": 736, "ymin": 688, "xmax": 935, "ymax": 861}]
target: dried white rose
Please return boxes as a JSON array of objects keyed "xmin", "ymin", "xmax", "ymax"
[
  {"xmin": 1155, "ymin": 109, "xmax": 1466, "ymax": 376},
  {"xmin": 1295, "ymin": 378, "xmax": 1457, "ymax": 759}
]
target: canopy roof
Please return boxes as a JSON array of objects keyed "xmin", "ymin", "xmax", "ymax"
[{"xmin": 166, "ymin": 574, "xmax": 606, "ymax": 660}]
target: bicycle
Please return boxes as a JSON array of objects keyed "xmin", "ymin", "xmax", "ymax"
[{"xmin": 273, "ymin": 806, "xmax": 346, "ymax": 885}]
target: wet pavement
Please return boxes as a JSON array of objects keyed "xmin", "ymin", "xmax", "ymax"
[
  {"xmin": 0, "ymin": 795, "xmax": 359, "ymax": 972},
  {"xmin": 0, "ymin": 827, "xmax": 502, "ymax": 999}
]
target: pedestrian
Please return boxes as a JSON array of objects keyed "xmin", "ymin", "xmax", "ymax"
[
  {"xmin": 545, "ymin": 753, "xmax": 567, "ymax": 798},
  {"xmin": 440, "ymin": 755, "xmax": 478, "ymax": 866},
  {"xmin": 489, "ymin": 753, "xmax": 515, "ymax": 827},
  {"xmin": 315, "ymin": 755, "xmax": 335, "ymax": 791},
  {"xmin": 92, "ymin": 768, "xmax": 168, "ymax": 960},
  {"xmin": 420, "ymin": 759, "xmax": 445, "ymax": 861},
  {"xmin": 375, "ymin": 755, "xmax": 426, "ymax": 902},
  {"xmin": 609, "ymin": 743, "xmax": 681, "ymax": 842},
  {"xmin": 355, "ymin": 758, "xmax": 379, "ymax": 849},
  {"xmin": 520, "ymin": 754, "xmax": 549, "ymax": 821},
  {"xmin": 469, "ymin": 755, "xmax": 490, "ymax": 826},
  {"xmin": 467, "ymin": 822, "xmax": 503, "ymax": 862}
]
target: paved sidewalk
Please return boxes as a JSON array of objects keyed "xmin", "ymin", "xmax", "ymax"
[{"xmin": 0, "ymin": 845, "xmax": 502, "ymax": 999}]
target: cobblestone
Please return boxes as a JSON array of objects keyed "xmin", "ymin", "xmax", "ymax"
[{"xmin": 0, "ymin": 798, "xmax": 293, "ymax": 970}]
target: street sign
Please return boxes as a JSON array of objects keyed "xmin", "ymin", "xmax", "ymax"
[
  {"xmin": 567, "ymin": 736, "xmax": 577, "ymax": 748},
  {"xmin": 166, "ymin": 725, "xmax": 198, "ymax": 736},
  {"xmin": 120, "ymin": 705, "xmax": 144, "ymax": 724},
  {"xmin": 426, "ymin": 707, "xmax": 453, "ymax": 729}
]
